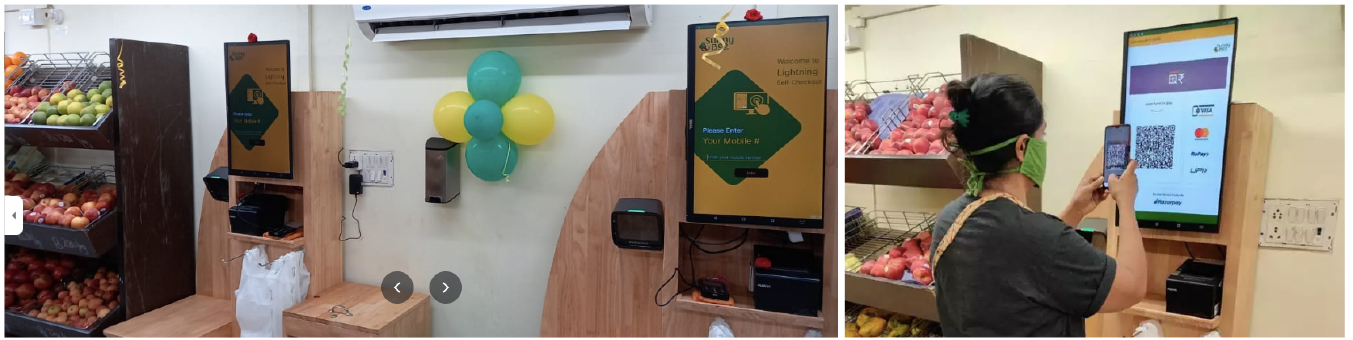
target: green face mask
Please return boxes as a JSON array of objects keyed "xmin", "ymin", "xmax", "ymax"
[{"xmin": 960, "ymin": 135, "xmax": 1047, "ymax": 196}]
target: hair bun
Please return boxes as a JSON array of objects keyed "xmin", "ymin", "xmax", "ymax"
[{"xmin": 945, "ymin": 80, "xmax": 974, "ymax": 112}]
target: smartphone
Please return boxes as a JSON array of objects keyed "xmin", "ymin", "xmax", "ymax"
[{"xmin": 1103, "ymin": 124, "xmax": 1131, "ymax": 187}]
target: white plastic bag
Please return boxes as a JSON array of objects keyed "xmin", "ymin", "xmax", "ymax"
[
  {"xmin": 235, "ymin": 246, "xmax": 311, "ymax": 337},
  {"xmin": 709, "ymin": 316, "xmax": 734, "ymax": 337}
]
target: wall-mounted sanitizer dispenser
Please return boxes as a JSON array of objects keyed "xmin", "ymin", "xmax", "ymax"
[{"xmin": 426, "ymin": 138, "xmax": 460, "ymax": 203}]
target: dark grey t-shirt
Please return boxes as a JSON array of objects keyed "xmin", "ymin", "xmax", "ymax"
[{"xmin": 928, "ymin": 195, "xmax": 1116, "ymax": 337}]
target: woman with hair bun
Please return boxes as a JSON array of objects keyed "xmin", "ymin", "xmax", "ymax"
[{"xmin": 927, "ymin": 73, "xmax": 1147, "ymax": 337}]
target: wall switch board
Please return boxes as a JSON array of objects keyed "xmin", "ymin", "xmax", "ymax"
[
  {"xmin": 348, "ymin": 150, "xmax": 394, "ymax": 187},
  {"xmin": 1260, "ymin": 198, "xmax": 1339, "ymax": 251}
]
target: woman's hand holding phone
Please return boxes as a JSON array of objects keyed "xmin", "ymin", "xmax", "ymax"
[
  {"xmin": 1108, "ymin": 160, "xmax": 1139, "ymax": 210},
  {"xmin": 1062, "ymin": 175, "xmax": 1111, "ymax": 226}
]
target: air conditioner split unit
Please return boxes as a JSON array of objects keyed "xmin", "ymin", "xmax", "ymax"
[{"xmin": 353, "ymin": 5, "xmax": 653, "ymax": 42}]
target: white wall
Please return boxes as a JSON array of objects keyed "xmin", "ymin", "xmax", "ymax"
[
  {"xmin": 845, "ymin": 5, "xmax": 1343, "ymax": 336},
  {"xmin": 9, "ymin": 5, "xmax": 838, "ymax": 337}
]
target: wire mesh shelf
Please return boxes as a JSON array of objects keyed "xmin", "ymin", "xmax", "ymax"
[
  {"xmin": 6, "ymin": 52, "xmax": 114, "ymax": 125},
  {"xmin": 844, "ymin": 72, "xmax": 961, "ymax": 155},
  {"xmin": 845, "ymin": 209, "xmax": 936, "ymax": 261}
]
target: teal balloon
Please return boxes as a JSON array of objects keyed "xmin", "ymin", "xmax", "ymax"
[
  {"xmin": 464, "ymin": 100, "xmax": 504, "ymax": 139},
  {"xmin": 465, "ymin": 134, "xmax": 519, "ymax": 182},
  {"xmin": 466, "ymin": 51, "xmax": 522, "ymax": 106}
]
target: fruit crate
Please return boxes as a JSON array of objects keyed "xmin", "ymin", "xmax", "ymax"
[
  {"xmin": 7, "ymin": 209, "xmax": 120, "ymax": 259},
  {"xmin": 4, "ymin": 52, "xmax": 118, "ymax": 150},
  {"xmin": 4, "ymin": 304, "xmax": 125, "ymax": 337}
]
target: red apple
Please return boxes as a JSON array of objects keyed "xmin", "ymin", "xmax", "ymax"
[
  {"xmin": 94, "ymin": 201, "xmax": 111, "ymax": 213},
  {"xmin": 82, "ymin": 209, "xmax": 99, "ymax": 221},
  {"xmin": 58, "ymin": 215, "xmax": 74, "ymax": 227},
  {"xmin": 70, "ymin": 217, "xmax": 90, "ymax": 230},
  {"xmin": 65, "ymin": 207, "xmax": 82, "ymax": 216},
  {"xmin": 15, "ymin": 284, "xmax": 35, "ymax": 299},
  {"xmin": 883, "ymin": 260, "xmax": 906, "ymax": 280},
  {"xmin": 912, "ymin": 137, "xmax": 931, "ymax": 155}
]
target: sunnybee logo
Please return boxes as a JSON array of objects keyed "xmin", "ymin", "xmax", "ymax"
[
  {"xmin": 228, "ymin": 51, "xmax": 246, "ymax": 62},
  {"xmin": 698, "ymin": 36, "xmax": 734, "ymax": 52},
  {"xmin": 1214, "ymin": 43, "xmax": 1232, "ymax": 53}
]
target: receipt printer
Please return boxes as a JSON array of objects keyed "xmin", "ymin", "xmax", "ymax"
[
  {"xmin": 751, "ymin": 245, "xmax": 822, "ymax": 317},
  {"xmin": 1166, "ymin": 258, "xmax": 1224, "ymax": 319}
]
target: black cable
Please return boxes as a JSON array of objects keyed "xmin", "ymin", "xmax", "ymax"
[
  {"xmin": 686, "ymin": 229, "xmax": 750, "ymax": 255},
  {"xmin": 339, "ymin": 194, "xmax": 362, "ymax": 241},
  {"xmin": 1184, "ymin": 242, "xmax": 1196, "ymax": 259},
  {"xmin": 1217, "ymin": 245, "xmax": 1227, "ymax": 259},
  {"xmin": 654, "ymin": 267, "xmax": 693, "ymax": 307}
]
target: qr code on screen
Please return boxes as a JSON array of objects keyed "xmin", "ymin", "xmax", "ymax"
[
  {"xmin": 1134, "ymin": 125, "xmax": 1175, "ymax": 169},
  {"xmin": 1105, "ymin": 143, "xmax": 1128, "ymax": 168}
]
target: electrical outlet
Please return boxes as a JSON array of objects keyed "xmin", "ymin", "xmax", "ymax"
[
  {"xmin": 348, "ymin": 150, "xmax": 394, "ymax": 187},
  {"xmin": 1259, "ymin": 198, "xmax": 1338, "ymax": 251}
]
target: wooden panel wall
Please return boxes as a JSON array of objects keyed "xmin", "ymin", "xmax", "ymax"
[
  {"xmin": 540, "ymin": 91, "xmax": 683, "ymax": 336},
  {"xmin": 196, "ymin": 92, "xmax": 345, "ymax": 300}
]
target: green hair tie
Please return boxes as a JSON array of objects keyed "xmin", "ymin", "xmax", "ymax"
[{"xmin": 949, "ymin": 109, "xmax": 970, "ymax": 128}]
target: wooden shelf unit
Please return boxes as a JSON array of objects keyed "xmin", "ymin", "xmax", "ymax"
[
  {"xmin": 843, "ymin": 34, "xmax": 1045, "ymax": 327},
  {"xmin": 670, "ymin": 293, "xmax": 825, "ymax": 329},
  {"xmin": 2, "ymin": 39, "xmax": 196, "ymax": 337},
  {"xmin": 1085, "ymin": 104, "xmax": 1272, "ymax": 337}
]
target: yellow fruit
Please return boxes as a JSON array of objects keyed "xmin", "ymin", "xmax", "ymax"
[
  {"xmin": 66, "ymin": 102, "xmax": 85, "ymax": 116},
  {"xmin": 856, "ymin": 307, "xmax": 880, "ymax": 327},
  {"xmin": 887, "ymin": 326, "xmax": 909, "ymax": 337},
  {"xmin": 859, "ymin": 317, "xmax": 887, "ymax": 337}
]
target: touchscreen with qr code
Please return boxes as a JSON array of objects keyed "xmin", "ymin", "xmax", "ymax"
[{"xmin": 1119, "ymin": 18, "xmax": 1237, "ymax": 232}]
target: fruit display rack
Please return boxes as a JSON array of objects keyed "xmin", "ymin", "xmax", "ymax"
[
  {"xmin": 2, "ymin": 38, "xmax": 195, "ymax": 337},
  {"xmin": 842, "ymin": 209, "xmax": 939, "ymax": 322},
  {"xmin": 5, "ymin": 164, "xmax": 122, "ymax": 258},
  {"xmin": 4, "ymin": 52, "xmax": 118, "ymax": 150},
  {"xmin": 4, "ymin": 248, "xmax": 125, "ymax": 336},
  {"xmin": 844, "ymin": 302, "xmax": 942, "ymax": 337}
]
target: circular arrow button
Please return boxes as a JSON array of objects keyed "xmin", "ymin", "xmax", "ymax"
[
  {"xmin": 429, "ymin": 271, "xmax": 462, "ymax": 304},
  {"xmin": 382, "ymin": 271, "xmax": 414, "ymax": 304}
]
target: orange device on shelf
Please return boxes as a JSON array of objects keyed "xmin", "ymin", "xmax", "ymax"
[
  {"xmin": 692, "ymin": 291, "xmax": 734, "ymax": 306},
  {"xmin": 692, "ymin": 278, "xmax": 734, "ymax": 306}
]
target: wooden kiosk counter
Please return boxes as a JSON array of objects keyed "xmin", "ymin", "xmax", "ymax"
[
  {"xmin": 540, "ymin": 90, "xmax": 839, "ymax": 337},
  {"xmin": 105, "ymin": 92, "xmax": 430, "ymax": 337}
]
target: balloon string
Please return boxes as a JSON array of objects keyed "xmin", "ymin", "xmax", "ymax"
[
  {"xmin": 339, "ymin": 36, "xmax": 350, "ymax": 116},
  {"xmin": 501, "ymin": 141, "xmax": 512, "ymax": 183},
  {"xmin": 700, "ymin": 6, "xmax": 735, "ymax": 70}
]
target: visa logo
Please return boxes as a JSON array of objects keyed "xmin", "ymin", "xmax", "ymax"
[
  {"xmin": 1191, "ymin": 152, "xmax": 1209, "ymax": 157},
  {"xmin": 1191, "ymin": 168, "xmax": 1208, "ymax": 174},
  {"xmin": 1192, "ymin": 104, "xmax": 1215, "ymax": 116}
]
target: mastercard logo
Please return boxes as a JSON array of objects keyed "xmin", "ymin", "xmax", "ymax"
[{"xmin": 1195, "ymin": 128, "xmax": 1209, "ymax": 139}]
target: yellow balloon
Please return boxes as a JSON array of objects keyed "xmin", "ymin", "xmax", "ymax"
[
  {"xmin": 501, "ymin": 93, "xmax": 554, "ymax": 145},
  {"xmin": 433, "ymin": 91, "xmax": 475, "ymax": 143}
]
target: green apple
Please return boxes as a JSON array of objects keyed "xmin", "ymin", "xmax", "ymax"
[
  {"xmin": 71, "ymin": 94, "xmax": 86, "ymax": 103},
  {"xmin": 49, "ymin": 93, "xmax": 67, "ymax": 104},
  {"xmin": 44, "ymin": 105, "xmax": 58, "ymax": 116},
  {"xmin": 79, "ymin": 106, "xmax": 96, "ymax": 116},
  {"xmin": 63, "ymin": 115, "xmax": 81, "ymax": 126},
  {"xmin": 94, "ymin": 104, "xmax": 109, "ymax": 114},
  {"xmin": 66, "ymin": 89, "xmax": 83, "ymax": 98},
  {"xmin": 88, "ymin": 94, "xmax": 103, "ymax": 106},
  {"xmin": 31, "ymin": 111, "xmax": 48, "ymax": 125},
  {"xmin": 99, "ymin": 81, "xmax": 112, "ymax": 91},
  {"xmin": 80, "ymin": 114, "xmax": 95, "ymax": 126},
  {"xmin": 45, "ymin": 115, "xmax": 60, "ymax": 126}
]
